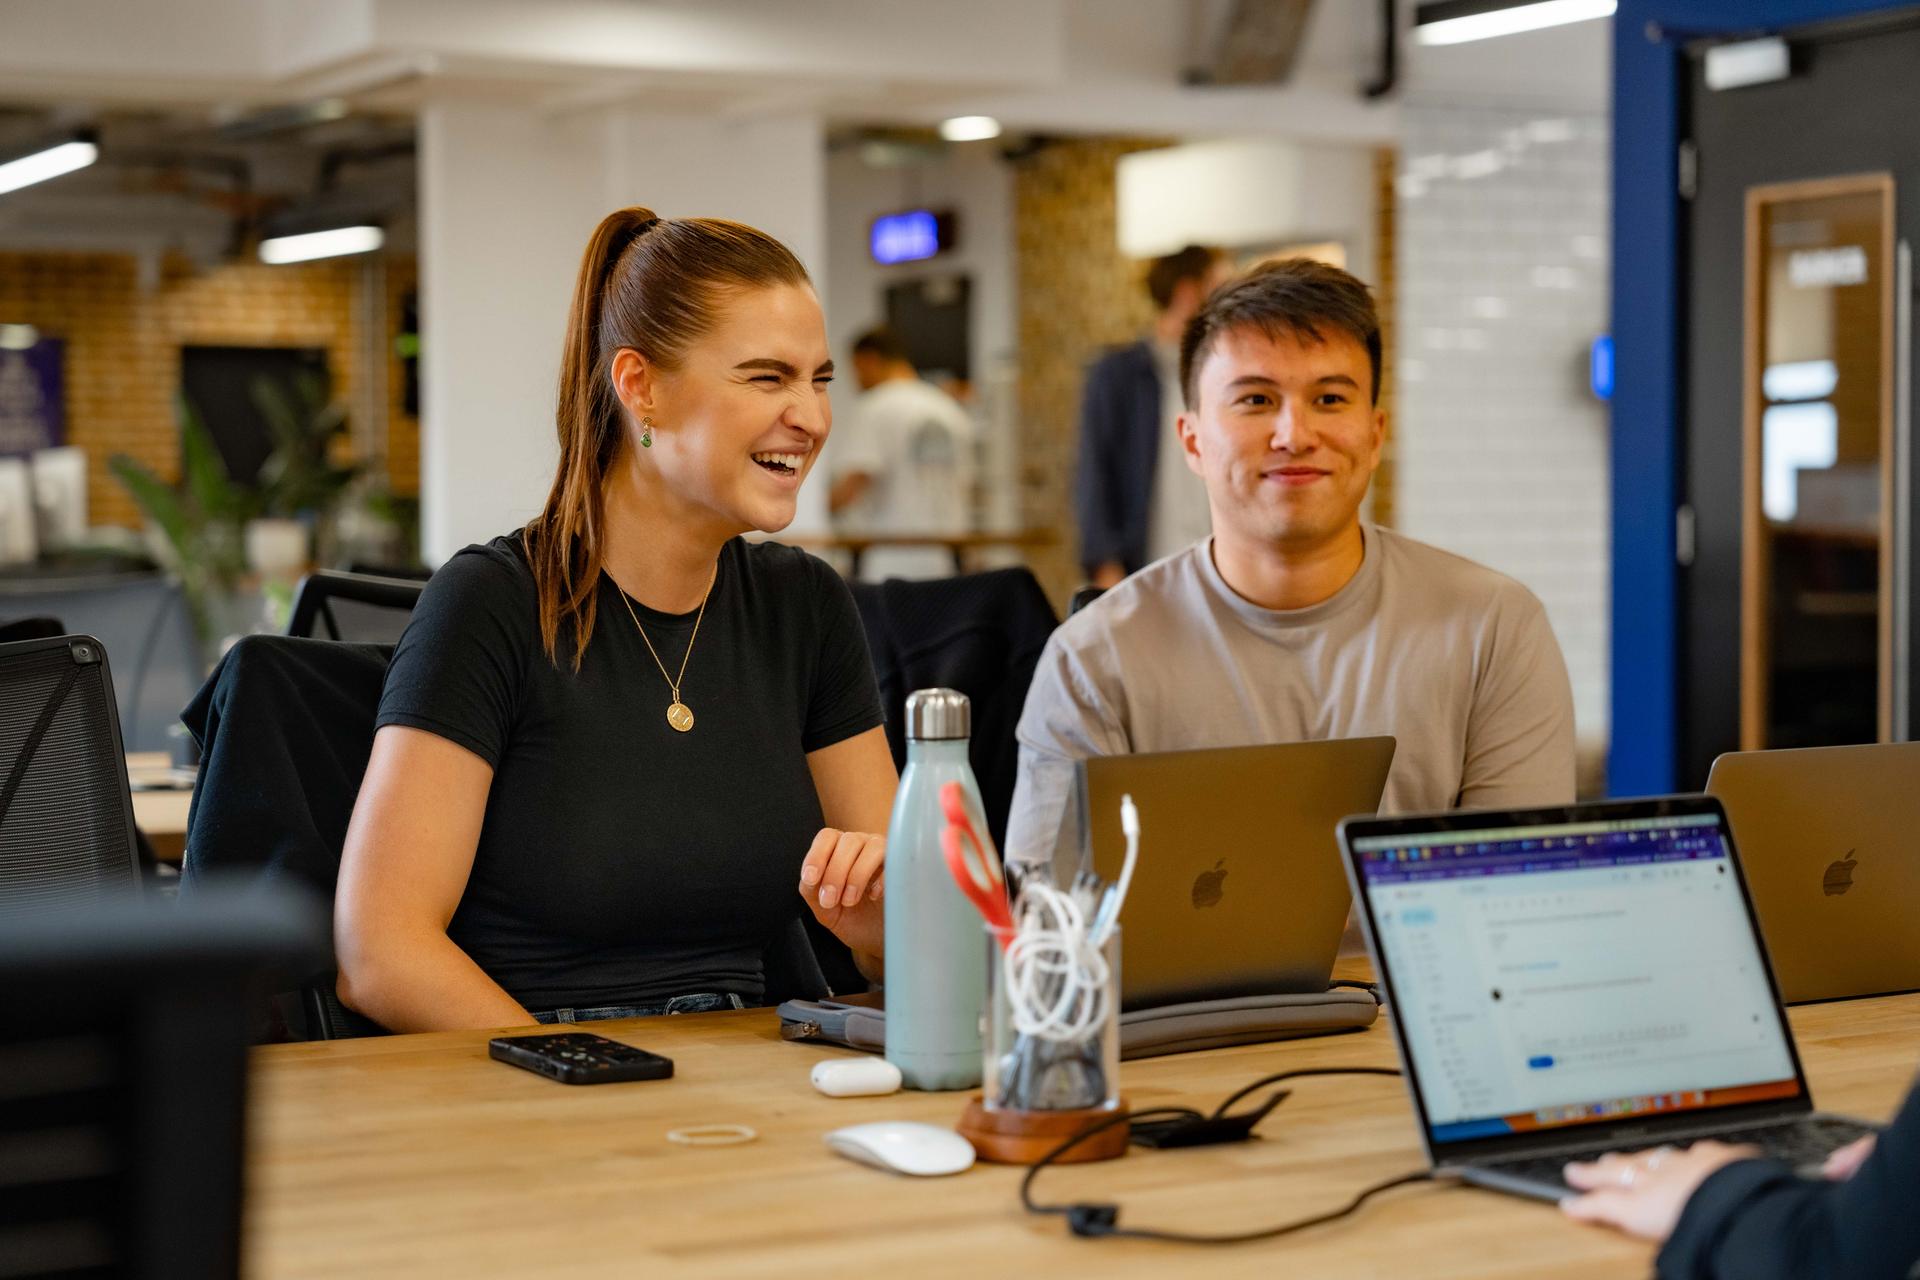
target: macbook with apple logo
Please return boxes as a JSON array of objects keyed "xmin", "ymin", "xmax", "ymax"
[
  {"xmin": 1337, "ymin": 795, "xmax": 1878, "ymax": 1201},
  {"xmin": 1707, "ymin": 742, "xmax": 1920, "ymax": 1003},
  {"xmin": 1079, "ymin": 736, "xmax": 1395, "ymax": 1011}
]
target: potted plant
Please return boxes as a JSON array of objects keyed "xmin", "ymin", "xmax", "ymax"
[{"xmin": 108, "ymin": 401, "xmax": 251, "ymax": 664}]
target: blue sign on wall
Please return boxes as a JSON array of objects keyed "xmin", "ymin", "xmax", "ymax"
[
  {"xmin": 870, "ymin": 209, "xmax": 943, "ymax": 265},
  {"xmin": 1590, "ymin": 335, "xmax": 1614, "ymax": 401},
  {"xmin": 0, "ymin": 334, "xmax": 64, "ymax": 454}
]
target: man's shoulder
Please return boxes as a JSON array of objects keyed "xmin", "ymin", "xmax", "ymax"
[
  {"xmin": 1050, "ymin": 549, "xmax": 1205, "ymax": 654},
  {"xmin": 1372, "ymin": 526, "xmax": 1546, "ymax": 617}
]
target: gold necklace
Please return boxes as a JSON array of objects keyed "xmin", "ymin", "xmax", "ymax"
[{"xmin": 616, "ymin": 561, "xmax": 718, "ymax": 733}]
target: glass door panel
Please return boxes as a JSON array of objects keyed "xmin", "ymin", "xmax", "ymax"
[{"xmin": 1743, "ymin": 176, "xmax": 1895, "ymax": 750}]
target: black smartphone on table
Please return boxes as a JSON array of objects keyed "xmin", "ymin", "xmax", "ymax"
[{"xmin": 488, "ymin": 1032, "xmax": 675, "ymax": 1084}]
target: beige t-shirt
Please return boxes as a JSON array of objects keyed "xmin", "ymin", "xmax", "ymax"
[{"xmin": 1005, "ymin": 524, "xmax": 1576, "ymax": 867}]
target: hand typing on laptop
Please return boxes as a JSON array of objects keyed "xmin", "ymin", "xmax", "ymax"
[
  {"xmin": 1559, "ymin": 1132, "xmax": 1876, "ymax": 1241},
  {"xmin": 1559, "ymin": 1141, "xmax": 1757, "ymax": 1239}
]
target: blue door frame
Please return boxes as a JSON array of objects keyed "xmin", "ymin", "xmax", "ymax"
[{"xmin": 1609, "ymin": 0, "xmax": 1912, "ymax": 795}]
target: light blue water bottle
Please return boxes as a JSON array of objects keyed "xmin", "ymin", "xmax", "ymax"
[{"xmin": 884, "ymin": 688, "xmax": 987, "ymax": 1091}]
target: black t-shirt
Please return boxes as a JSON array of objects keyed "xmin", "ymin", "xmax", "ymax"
[{"xmin": 375, "ymin": 534, "xmax": 883, "ymax": 1010}]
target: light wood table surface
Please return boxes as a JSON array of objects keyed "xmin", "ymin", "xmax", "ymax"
[
  {"xmin": 248, "ymin": 989, "xmax": 1920, "ymax": 1279},
  {"xmin": 127, "ymin": 752, "xmax": 192, "ymax": 863}
]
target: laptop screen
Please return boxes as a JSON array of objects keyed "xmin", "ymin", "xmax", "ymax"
[{"xmin": 1349, "ymin": 809, "xmax": 1804, "ymax": 1150}]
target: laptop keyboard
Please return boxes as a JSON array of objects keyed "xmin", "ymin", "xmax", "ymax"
[{"xmin": 1476, "ymin": 1116, "xmax": 1878, "ymax": 1192}]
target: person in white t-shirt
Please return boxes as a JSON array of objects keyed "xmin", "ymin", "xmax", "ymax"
[{"xmin": 829, "ymin": 328, "xmax": 977, "ymax": 580}]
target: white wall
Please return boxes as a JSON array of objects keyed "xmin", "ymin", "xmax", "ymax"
[
  {"xmin": 417, "ymin": 101, "xmax": 606, "ymax": 561},
  {"xmin": 1393, "ymin": 103, "xmax": 1612, "ymax": 769},
  {"xmin": 822, "ymin": 142, "xmax": 1017, "ymax": 529},
  {"xmin": 1116, "ymin": 139, "xmax": 1378, "ymax": 283},
  {"xmin": 418, "ymin": 101, "xmax": 829, "ymax": 563}
]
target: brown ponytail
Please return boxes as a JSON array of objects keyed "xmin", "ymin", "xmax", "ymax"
[{"xmin": 522, "ymin": 206, "xmax": 810, "ymax": 667}]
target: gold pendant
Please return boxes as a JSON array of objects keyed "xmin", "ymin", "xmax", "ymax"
[{"xmin": 667, "ymin": 701, "xmax": 694, "ymax": 732}]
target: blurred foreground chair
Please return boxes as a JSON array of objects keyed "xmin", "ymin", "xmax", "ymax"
[
  {"xmin": 0, "ymin": 888, "xmax": 325, "ymax": 1279},
  {"xmin": 0, "ymin": 633, "xmax": 141, "ymax": 919}
]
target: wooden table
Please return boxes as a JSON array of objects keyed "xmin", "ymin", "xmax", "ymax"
[
  {"xmin": 248, "ymin": 991, "xmax": 1920, "ymax": 1278},
  {"xmin": 127, "ymin": 752, "xmax": 192, "ymax": 863}
]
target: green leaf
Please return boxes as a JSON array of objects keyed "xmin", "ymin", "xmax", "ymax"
[
  {"xmin": 177, "ymin": 396, "xmax": 253, "ymax": 521},
  {"xmin": 108, "ymin": 453, "xmax": 192, "ymax": 553}
]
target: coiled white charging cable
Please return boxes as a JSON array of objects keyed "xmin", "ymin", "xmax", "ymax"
[{"xmin": 1004, "ymin": 794, "xmax": 1139, "ymax": 1043}]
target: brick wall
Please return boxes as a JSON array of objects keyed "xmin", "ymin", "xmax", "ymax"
[
  {"xmin": 0, "ymin": 250, "xmax": 419, "ymax": 529},
  {"xmin": 1013, "ymin": 138, "xmax": 1166, "ymax": 606}
]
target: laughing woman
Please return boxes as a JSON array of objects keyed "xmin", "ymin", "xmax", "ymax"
[{"xmin": 333, "ymin": 209, "xmax": 896, "ymax": 1031}]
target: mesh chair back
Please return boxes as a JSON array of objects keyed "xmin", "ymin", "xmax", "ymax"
[
  {"xmin": 0, "ymin": 634, "xmax": 140, "ymax": 918},
  {"xmin": 286, "ymin": 570, "xmax": 424, "ymax": 643},
  {"xmin": 0, "ymin": 889, "xmax": 325, "ymax": 1280}
]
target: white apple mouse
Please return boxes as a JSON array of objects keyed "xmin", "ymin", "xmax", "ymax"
[{"xmin": 824, "ymin": 1121, "xmax": 977, "ymax": 1176}]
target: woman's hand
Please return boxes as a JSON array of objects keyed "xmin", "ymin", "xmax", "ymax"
[
  {"xmin": 1560, "ymin": 1141, "xmax": 1759, "ymax": 1241},
  {"xmin": 1822, "ymin": 1134, "xmax": 1875, "ymax": 1180},
  {"xmin": 800, "ymin": 828, "xmax": 885, "ymax": 961}
]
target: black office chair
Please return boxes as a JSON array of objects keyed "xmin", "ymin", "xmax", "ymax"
[
  {"xmin": 0, "ymin": 887, "xmax": 325, "ymax": 1279},
  {"xmin": 0, "ymin": 633, "xmax": 142, "ymax": 919},
  {"xmin": 840, "ymin": 568, "xmax": 1058, "ymax": 989},
  {"xmin": 286, "ymin": 570, "xmax": 424, "ymax": 644}
]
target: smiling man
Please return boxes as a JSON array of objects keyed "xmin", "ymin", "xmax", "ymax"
[{"xmin": 1006, "ymin": 258, "xmax": 1575, "ymax": 868}]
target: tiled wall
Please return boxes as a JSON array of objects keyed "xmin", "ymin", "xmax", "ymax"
[
  {"xmin": 1393, "ymin": 105, "xmax": 1611, "ymax": 777},
  {"xmin": 0, "ymin": 251, "xmax": 419, "ymax": 530}
]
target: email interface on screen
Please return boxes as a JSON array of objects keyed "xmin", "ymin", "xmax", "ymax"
[{"xmin": 1353, "ymin": 814, "xmax": 1800, "ymax": 1145}]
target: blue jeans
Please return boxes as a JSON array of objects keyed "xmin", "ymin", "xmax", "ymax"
[{"xmin": 532, "ymin": 992, "xmax": 746, "ymax": 1023}]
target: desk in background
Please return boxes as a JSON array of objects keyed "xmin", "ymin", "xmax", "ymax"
[
  {"xmin": 781, "ymin": 529, "xmax": 1056, "ymax": 579},
  {"xmin": 247, "ymin": 990, "xmax": 1920, "ymax": 1278},
  {"xmin": 128, "ymin": 752, "xmax": 191, "ymax": 863}
]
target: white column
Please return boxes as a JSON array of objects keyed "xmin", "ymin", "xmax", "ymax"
[
  {"xmin": 417, "ymin": 100, "xmax": 603, "ymax": 562},
  {"xmin": 418, "ymin": 102, "xmax": 830, "ymax": 563}
]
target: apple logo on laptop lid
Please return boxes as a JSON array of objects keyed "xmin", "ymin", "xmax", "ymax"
[
  {"xmin": 1192, "ymin": 859, "xmax": 1227, "ymax": 909},
  {"xmin": 1823, "ymin": 849, "xmax": 1858, "ymax": 897}
]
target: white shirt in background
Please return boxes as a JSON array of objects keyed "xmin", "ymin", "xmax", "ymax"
[
  {"xmin": 830, "ymin": 378, "xmax": 978, "ymax": 581},
  {"xmin": 1142, "ymin": 341, "xmax": 1212, "ymax": 566}
]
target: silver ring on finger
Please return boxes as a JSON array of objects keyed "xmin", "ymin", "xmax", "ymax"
[{"xmin": 1617, "ymin": 1166, "xmax": 1637, "ymax": 1188}]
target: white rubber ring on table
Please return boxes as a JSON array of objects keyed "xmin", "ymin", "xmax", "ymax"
[{"xmin": 665, "ymin": 1124, "xmax": 759, "ymax": 1147}]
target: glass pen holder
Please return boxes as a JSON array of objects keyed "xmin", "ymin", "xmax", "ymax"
[{"xmin": 956, "ymin": 924, "xmax": 1129, "ymax": 1164}]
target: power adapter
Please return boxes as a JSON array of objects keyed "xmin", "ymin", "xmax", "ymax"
[{"xmin": 1129, "ymin": 1088, "xmax": 1291, "ymax": 1149}]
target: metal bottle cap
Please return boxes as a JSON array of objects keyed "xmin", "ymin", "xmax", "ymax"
[{"xmin": 904, "ymin": 688, "xmax": 971, "ymax": 741}]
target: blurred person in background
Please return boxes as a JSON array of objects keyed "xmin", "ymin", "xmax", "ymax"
[
  {"xmin": 829, "ymin": 327, "xmax": 977, "ymax": 580},
  {"xmin": 1075, "ymin": 243, "xmax": 1229, "ymax": 589}
]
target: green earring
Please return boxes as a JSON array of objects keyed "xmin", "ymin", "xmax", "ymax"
[{"xmin": 641, "ymin": 417, "xmax": 653, "ymax": 448}]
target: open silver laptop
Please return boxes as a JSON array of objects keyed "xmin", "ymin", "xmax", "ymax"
[
  {"xmin": 1338, "ymin": 796, "xmax": 1877, "ymax": 1200},
  {"xmin": 1081, "ymin": 736, "xmax": 1395, "ymax": 1011},
  {"xmin": 1707, "ymin": 742, "xmax": 1920, "ymax": 1004}
]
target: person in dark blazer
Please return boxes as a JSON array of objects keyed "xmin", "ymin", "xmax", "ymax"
[
  {"xmin": 1561, "ymin": 1079, "xmax": 1918, "ymax": 1279},
  {"xmin": 1074, "ymin": 244, "xmax": 1226, "ymax": 588}
]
